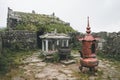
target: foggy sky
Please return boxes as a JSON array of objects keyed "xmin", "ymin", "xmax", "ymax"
[{"xmin": 0, "ymin": 0, "xmax": 120, "ymax": 32}]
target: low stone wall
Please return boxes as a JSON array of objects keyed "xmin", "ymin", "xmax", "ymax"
[
  {"xmin": 2, "ymin": 30, "xmax": 37, "ymax": 50},
  {"xmin": 0, "ymin": 33, "xmax": 2, "ymax": 54},
  {"xmin": 103, "ymin": 33, "xmax": 120, "ymax": 56}
]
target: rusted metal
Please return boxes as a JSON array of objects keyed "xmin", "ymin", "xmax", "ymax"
[
  {"xmin": 58, "ymin": 47, "xmax": 71, "ymax": 60},
  {"xmin": 78, "ymin": 17, "xmax": 99, "ymax": 72}
]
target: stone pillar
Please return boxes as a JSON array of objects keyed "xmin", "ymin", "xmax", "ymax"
[
  {"xmin": 62, "ymin": 40, "xmax": 64, "ymax": 47},
  {"xmin": 57, "ymin": 40, "xmax": 59, "ymax": 45},
  {"xmin": 42, "ymin": 40, "xmax": 44, "ymax": 51},
  {"xmin": 66, "ymin": 40, "xmax": 69, "ymax": 47},
  {"xmin": 52, "ymin": 44, "xmax": 55, "ymax": 51},
  {"xmin": 0, "ymin": 35, "xmax": 2, "ymax": 54},
  {"xmin": 45, "ymin": 39, "xmax": 48, "ymax": 51}
]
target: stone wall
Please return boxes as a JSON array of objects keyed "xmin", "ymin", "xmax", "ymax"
[
  {"xmin": 103, "ymin": 32, "xmax": 120, "ymax": 55},
  {"xmin": 2, "ymin": 30, "xmax": 37, "ymax": 50},
  {"xmin": 0, "ymin": 33, "xmax": 2, "ymax": 54}
]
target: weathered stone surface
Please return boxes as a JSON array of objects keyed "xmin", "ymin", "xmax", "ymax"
[
  {"xmin": 1, "ymin": 30, "xmax": 37, "ymax": 50},
  {"xmin": 60, "ymin": 60, "xmax": 76, "ymax": 65},
  {"xmin": 0, "ymin": 33, "xmax": 2, "ymax": 54},
  {"xmin": 35, "ymin": 62, "xmax": 46, "ymax": 67},
  {"xmin": 35, "ymin": 73, "xmax": 47, "ymax": 79},
  {"xmin": 7, "ymin": 51, "xmax": 120, "ymax": 80},
  {"xmin": 60, "ymin": 69, "xmax": 73, "ymax": 74},
  {"xmin": 89, "ymin": 76, "xmax": 97, "ymax": 80},
  {"xmin": 12, "ymin": 76, "xmax": 25, "ymax": 80}
]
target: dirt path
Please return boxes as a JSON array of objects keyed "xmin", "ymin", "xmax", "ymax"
[{"xmin": 7, "ymin": 51, "xmax": 120, "ymax": 80}]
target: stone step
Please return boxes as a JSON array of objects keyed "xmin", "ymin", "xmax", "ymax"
[{"xmin": 60, "ymin": 60, "xmax": 76, "ymax": 65}]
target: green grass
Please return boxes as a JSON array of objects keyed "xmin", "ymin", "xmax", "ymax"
[
  {"xmin": 14, "ymin": 11, "xmax": 75, "ymax": 33},
  {"xmin": 97, "ymin": 51, "xmax": 120, "ymax": 71},
  {"xmin": 72, "ymin": 69, "xmax": 104, "ymax": 80},
  {"xmin": 0, "ymin": 49, "xmax": 38, "ymax": 75}
]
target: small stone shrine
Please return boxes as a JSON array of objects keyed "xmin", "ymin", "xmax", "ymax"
[{"xmin": 39, "ymin": 29, "xmax": 70, "ymax": 52}]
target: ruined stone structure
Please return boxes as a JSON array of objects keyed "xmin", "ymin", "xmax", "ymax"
[
  {"xmin": 1, "ymin": 7, "xmax": 38, "ymax": 51},
  {"xmin": 7, "ymin": 7, "xmax": 70, "ymax": 30},
  {"xmin": 0, "ymin": 30, "xmax": 37, "ymax": 51},
  {"xmin": 5, "ymin": 7, "xmax": 72, "ymax": 51},
  {"xmin": 0, "ymin": 33, "xmax": 2, "ymax": 54},
  {"xmin": 7, "ymin": 7, "xmax": 22, "ymax": 30},
  {"xmin": 2, "ymin": 30, "xmax": 37, "ymax": 50},
  {"xmin": 103, "ymin": 32, "xmax": 120, "ymax": 57}
]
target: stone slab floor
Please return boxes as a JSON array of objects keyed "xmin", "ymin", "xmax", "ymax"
[{"xmin": 3, "ymin": 51, "xmax": 120, "ymax": 80}]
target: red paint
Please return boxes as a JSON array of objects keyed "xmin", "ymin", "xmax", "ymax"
[
  {"xmin": 78, "ymin": 17, "xmax": 99, "ymax": 70},
  {"xmin": 80, "ymin": 58, "xmax": 98, "ymax": 67},
  {"xmin": 79, "ymin": 17, "xmax": 97, "ymax": 58}
]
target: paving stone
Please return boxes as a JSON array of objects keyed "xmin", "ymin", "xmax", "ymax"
[
  {"xmin": 35, "ymin": 73, "xmax": 47, "ymax": 79},
  {"xmin": 60, "ymin": 60, "xmax": 76, "ymax": 65},
  {"xmin": 35, "ymin": 62, "xmax": 46, "ymax": 67}
]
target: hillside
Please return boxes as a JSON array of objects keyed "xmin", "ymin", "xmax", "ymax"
[{"xmin": 7, "ymin": 8, "xmax": 75, "ymax": 33}]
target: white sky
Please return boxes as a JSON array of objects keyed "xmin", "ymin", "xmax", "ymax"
[{"xmin": 0, "ymin": 0, "xmax": 120, "ymax": 32}]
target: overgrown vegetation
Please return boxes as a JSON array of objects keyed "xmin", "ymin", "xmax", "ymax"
[
  {"xmin": 93, "ymin": 31, "xmax": 120, "ymax": 61},
  {"xmin": 0, "ymin": 48, "xmax": 37, "ymax": 75},
  {"xmin": 0, "ymin": 28, "xmax": 7, "ymax": 32},
  {"xmin": 100, "ymin": 32, "xmax": 120, "ymax": 61},
  {"xmin": 97, "ymin": 50, "xmax": 120, "ymax": 72},
  {"xmin": 13, "ymin": 12, "xmax": 75, "ymax": 33},
  {"xmin": 0, "ymin": 11, "xmax": 76, "ymax": 75},
  {"xmin": 39, "ymin": 51, "xmax": 60, "ymax": 63},
  {"xmin": 39, "ymin": 51, "xmax": 74, "ymax": 63},
  {"xmin": 69, "ymin": 32, "xmax": 83, "ymax": 50},
  {"xmin": 72, "ymin": 67, "xmax": 104, "ymax": 80}
]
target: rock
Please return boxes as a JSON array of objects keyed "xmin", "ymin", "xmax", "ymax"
[
  {"xmin": 72, "ymin": 54, "xmax": 80, "ymax": 58},
  {"xmin": 89, "ymin": 76, "xmax": 97, "ymax": 80},
  {"xmin": 51, "ymin": 77, "xmax": 58, "ymax": 80},
  {"xmin": 110, "ymin": 78, "xmax": 119, "ymax": 80},
  {"xmin": 30, "ymin": 58, "xmax": 42, "ymax": 63},
  {"xmin": 106, "ymin": 64, "xmax": 111, "ymax": 67},
  {"xmin": 12, "ymin": 76, "xmax": 25, "ymax": 80},
  {"xmin": 94, "ymin": 73, "xmax": 98, "ymax": 76},
  {"xmin": 36, "ymin": 62, "xmax": 46, "ymax": 67},
  {"xmin": 24, "ymin": 70, "xmax": 32, "ymax": 76},
  {"xmin": 102, "ymin": 73, "xmax": 109, "ymax": 79},
  {"xmin": 57, "ymin": 74, "xmax": 67, "ymax": 80},
  {"xmin": 60, "ymin": 60, "xmax": 76, "ymax": 65},
  {"xmin": 28, "ymin": 63, "xmax": 35, "ymax": 66},
  {"xmin": 62, "ymin": 65, "xmax": 66, "ymax": 68},
  {"xmin": 67, "ymin": 74, "xmax": 72, "ymax": 77},
  {"xmin": 111, "ymin": 67, "xmax": 115, "ymax": 69},
  {"xmin": 60, "ymin": 69, "xmax": 73, "ymax": 74},
  {"xmin": 35, "ymin": 73, "xmax": 47, "ymax": 79}
]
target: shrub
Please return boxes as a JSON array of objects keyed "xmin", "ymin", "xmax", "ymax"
[
  {"xmin": 0, "ymin": 55, "xmax": 10, "ymax": 74},
  {"xmin": 53, "ymin": 53, "xmax": 60, "ymax": 63}
]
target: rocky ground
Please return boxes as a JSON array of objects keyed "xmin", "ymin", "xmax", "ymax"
[{"xmin": 3, "ymin": 51, "xmax": 120, "ymax": 80}]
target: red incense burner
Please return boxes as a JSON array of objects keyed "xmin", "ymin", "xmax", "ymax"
[{"xmin": 78, "ymin": 17, "xmax": 99, "ymax": 72}]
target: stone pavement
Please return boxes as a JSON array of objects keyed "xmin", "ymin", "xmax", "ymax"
[{"xmin": 10, "ymin": 51, "xmax": 120, "ymax": 80}]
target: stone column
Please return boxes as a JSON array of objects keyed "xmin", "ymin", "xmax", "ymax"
[
  {"xmin": 45, "ymin": 39, "xmax": 48, "ymax": 51},
  {"xmin": 42, "ymin": 40, "xmax": 44, "ymax": 51},
  {"xmin": 62, "ymin": 40, "xmax": 64, "ymax": 47},
  {"xmin": 57, "ymin": 40, "xmax": 59, "ymax": 45},
  {"xmin": 66, "ymin": 40, "xmax": 69, "ymax": 47},
  {"xmin": 0, "ymin": 36, "xmax": 2, "ymax": 54},
  {"xmin": 52, "ymin": 44, "xmax": 55, "ymax": 51}
]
